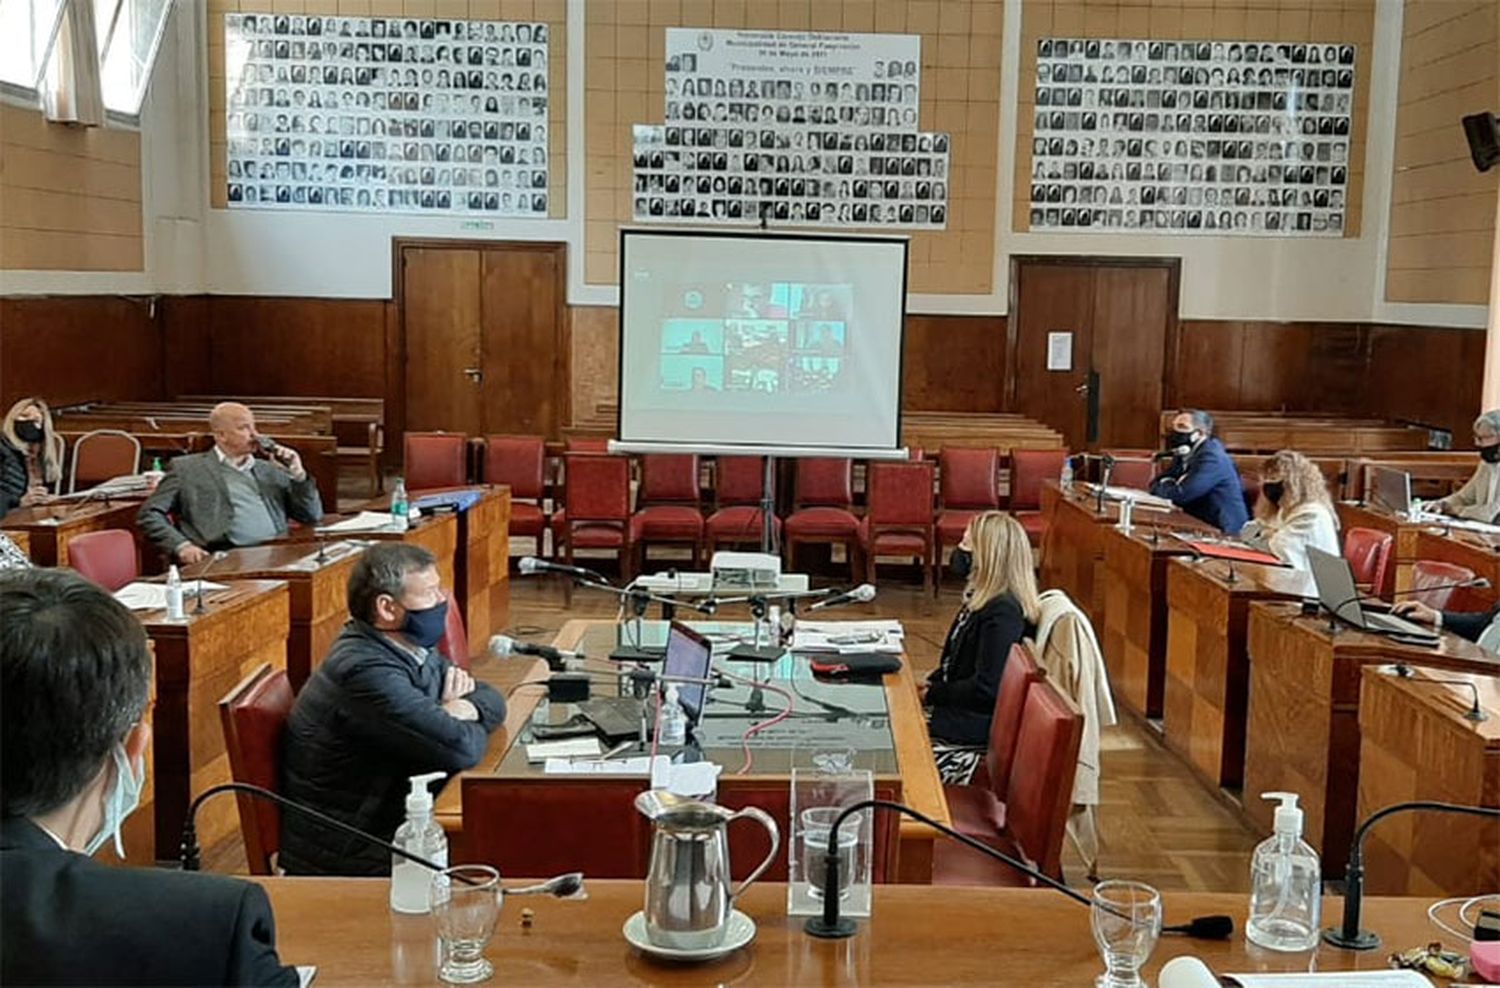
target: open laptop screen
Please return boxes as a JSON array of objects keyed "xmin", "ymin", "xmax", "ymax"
[
  {"xmin": 662, "ymin": 621, "xmax": 714, "ymax": 721},
  {"xmin": 1370, "ymin": 466, "xmax": 1411, "ymax": 516},
  {"xmin": 1307, "ymin": 546, "xmax": 1364, "ymax": 628}
]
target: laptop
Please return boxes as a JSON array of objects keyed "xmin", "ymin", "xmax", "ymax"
[
  {"xmin": 1369, "ymin": 466, "xmax": 1412, "ymax": 517},
  {"xmin": 1306, "ymin": 547, "xmax": 1436, "ymax": 640},
  {"xmin": 578, "ymin": 622, "xmax": 715, "ymax": 741}
]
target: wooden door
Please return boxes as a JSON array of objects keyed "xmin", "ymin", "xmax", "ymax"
[
  {"xmin": 1009, "ymin": 258, "xmax": 1178, "ymax": 451},
  {"xmin": 402, "ymin": 247, "xmax": 483, "ymax": 434},
  {"xmin": 480, "ymin": 245, "xmax": 566, "ymax": 436}
]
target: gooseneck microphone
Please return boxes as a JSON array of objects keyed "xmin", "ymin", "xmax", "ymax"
[
  {"xmin": 807, "ymin": 583, "xmax": 877, "ymax": 611},
  {"xmin": 1403, "ymin": 677, "xmax": 1488, "ymax": 721},
  {"xmin": 193, "ymin": 551, "xmax": 229, "ymax": 615},
  {"xmin": 517, "ymin": 556, "xmax": 602, "ymax": 581},
  {"xmin": 488, "ymin": 634, "xmax": 583, "ymax": 670},
  {"xmin": 801, "ymin": 799, "xmax": 1232, "ymax": 942},
  {"xmin": 1323, "ymin": 800, "xmax": 1500, "ymax": 950}
]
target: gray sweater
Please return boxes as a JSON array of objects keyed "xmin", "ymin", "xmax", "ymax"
[{"xmin": 137, "ymin": 450, "xmax": 323, "ymax": 557}]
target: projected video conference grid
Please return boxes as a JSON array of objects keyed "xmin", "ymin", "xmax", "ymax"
[
  {"xmin": 223, "ymin": 14, "xmax": 550, "ymax": 215},
  {"xmin": 631, "ymin": 54, "xmax": 951, "ymax": 228},
  {"xmin": 656, "ymin": 282, "xmax": 854, "ymax": 396},
  {"xmin": 1029, "ymin": 38, "xmax": 1356, "ymax": 236}
]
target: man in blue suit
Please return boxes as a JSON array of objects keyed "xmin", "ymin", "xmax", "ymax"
[{"xmin": 1149, "ymin": 409, "xmax": 1249, "ymax": 534}]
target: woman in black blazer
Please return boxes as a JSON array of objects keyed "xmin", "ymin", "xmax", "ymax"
[
  {"xmin": 927, "ymin": 511, "xmax": 1041, "ymax": 784},
  {"xmin": 0, "ymin": 397, "xmax": 60, "ymax": 516}
]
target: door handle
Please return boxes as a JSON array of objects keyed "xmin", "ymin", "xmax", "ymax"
[
  {"xmin": 1074, "ymin": 381, "xmax": 1090, "ymax": 394},
  {"xmin": 463, "ymin": 367, "xmax": 483, "ymax": 383}
]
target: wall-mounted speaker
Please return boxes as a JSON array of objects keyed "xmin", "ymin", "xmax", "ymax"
[{"xmin": 1462, "ymin": 111, "xmax": 1499, "ymax": 173}]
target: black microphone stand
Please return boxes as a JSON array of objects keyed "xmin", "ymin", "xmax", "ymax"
[
  {"xmin": 1323, "ymin": 800, "xmax": 1500, "ymax": 950},
  {"xmin": 1400, "ymin": 676, "xmax": 1488, "ymax": 722},
  {"xmin": 802, "ymin": 799, "xmax": 1233, "ymax": 942}
]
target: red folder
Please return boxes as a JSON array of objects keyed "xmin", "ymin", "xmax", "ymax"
[{"xmin": 1183, "ymin": 541, "xmax": 1285, "ymax": 567}]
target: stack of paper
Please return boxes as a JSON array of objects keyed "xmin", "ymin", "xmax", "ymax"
[
  {"xmin": 792, "ymin": 620, "xmax": 904, "ymax": 654},
  {"xmin": 316, "ymin": 511, "xmax": 400, "ymax": 534},
  {"xmin": 114, "ymin": 581, "xmax": 228, "ymax": 611}
]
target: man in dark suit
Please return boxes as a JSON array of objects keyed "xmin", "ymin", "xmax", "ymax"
[
  {"xmin": 1, "ymin": 569, "xmax": 300, "ymax": 986},
  {"xmin": 137, "ymin": 401, "xmax": 324, "ymax": 564},
  {"xmin": 280, "ymin": 543, "xmax": 507, "ymax": 875},
  {"xmin": 1393, "ymin": 598, "xmax": 1500, "ymax": 651},
  {"xmin": 1149, "ymin": 409, "xmax": 1250, "ymax": 534}
]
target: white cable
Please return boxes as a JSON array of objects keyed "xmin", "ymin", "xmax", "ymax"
[{"xmin": 1426, "ymin": 893, "xmax": 1500, "ymax": 944}]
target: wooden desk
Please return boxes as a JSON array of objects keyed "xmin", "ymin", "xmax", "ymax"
[
  {"xmin": 1358, "ymin": 664, "xmax": 1500, "ymax": 896},
  {"xmin": 1038, "ymin": 483, "xmax": 1116, "ymax": 631},
  {"xmin": 1, "ymin": 498, "xmax": 143, "ymax": 566},
  {"xmin": 4, "ymin": 528, "xmax": 30, "ymax": 559},
  {"xmin": 256, "ymin": 879, "xmax": 1458, "ymax": 987},
  {"xmin": 1412, "ymin": 527, "xmax": 1500, "ymax": 611},
  {"xmin": 290, "ymin": 512, "xmax": 460, "ymax": 599},
  {"xmin": 136, "ymin": 579, "xmax": 290, "ymax": 857},
  {"xmin": 184, "ymin": 543, "xmax": 361, "ymax": 691},
  {"xmin": 1334, "ymin": 502, "xmax": 1420, "ymax": 598},
  {"xmin": 364, "ymin": 487, "xmax": 511, "ymax": 644},
  {"xmin": 1243, "ymin": 602, "xmax": 1500, "ymax": 875},
  {"xmin": 1163, "ymin": 559, "xmax": 1313, "ymax": 791},
  {"xmin": 442, "ymin": 620, "xmax": 948, "ymax": 884},
  {"xmin": 1099, "ymin": 522, "xmax": 1213, "ymax": 720}
]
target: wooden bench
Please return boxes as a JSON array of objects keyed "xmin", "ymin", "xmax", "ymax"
[{"xmin": 1157, "ymin": 410, "xmax": 1432, "ymax": 456}]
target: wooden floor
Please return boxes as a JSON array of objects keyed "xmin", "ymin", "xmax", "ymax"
[{"xmin": 206, "ymin": 552, "xmax": 1261, "ymax": 891}]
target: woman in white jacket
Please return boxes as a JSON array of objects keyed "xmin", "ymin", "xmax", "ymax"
[{"xmin": 1240, "ymin": 449, "xmax": 1341, "ymax": 571}]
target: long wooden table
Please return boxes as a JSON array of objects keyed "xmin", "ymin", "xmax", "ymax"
[
  {"xmin": 1037, "ymin": 482, "xmax": 1116, "ymax": 631},
  {"xmin": 0, "ymin": 498, "xmax": 144, "ymax": 566},
  {"xmin": 256, "ymin": 879, "xmax": 1461, "ymax": 986},
  {"xmin": 1358, "ymin": 662, "xmax": 1500, "ymax": 896},
  {"xmin": 136, "ymin": 579, "xmax": 290, "ymax": 857},
  {"xmin": 184, "ymin": 543, "xmax": 361, "ymax": 691},
  {"xmin": 4, "ymin": 528, "xmax": 30, "ymax": 559},
  {"xmin": 436, "ymin": 619, "xmax": 948, "ymax": 884},
  {"xmin": 1163, "ymin": 558, "xmax": 1314, "ymax": 791},
  {"xmin": 1243, "ymin": 601, "xmax": 1500, "ymax": 876}
]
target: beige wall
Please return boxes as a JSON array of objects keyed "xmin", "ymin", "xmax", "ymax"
[
  {"xmin": 205, "ymin": 0, "xmax": 568, "ymax": 216},
  {"xmin": 582, "ymin": 0, "xmax": 1004, "ymax": 295},
  {"xmin": 1384, "ymin": 0, "xmax": 1497, "ymax": 305},
  {"xmin": 0, "ymin": 103, "xmax": 144, "ymax": 272},
  {"xmin": 1013, "ymin": 0, "xmax": 1376, "ymax": 238}
]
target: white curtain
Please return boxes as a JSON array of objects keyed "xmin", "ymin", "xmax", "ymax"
[{"xmin": 41, "ymin": 0, "xmax": 105, "ymax": 126}]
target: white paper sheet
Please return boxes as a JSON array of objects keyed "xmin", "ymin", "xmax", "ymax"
[
  {"xmin": 792, "ymin": 620, "xmax": 905, "ymax": 654},
  {"xmin": 316, "ymin": 511, "xmax": 401, "ymax": 534},
  {"xmin": 525, "ymin": 738, "xmax": 601, "ymax": 763},
  {"xmin": 1224, "ymin": 972, "xmax": 1430, "ymax": 987},
  {"xmin": 113, "ymin": 581, "xmax": 228, "ymax": 611},
  {"xmin": 544, "ymin": 755, "xmax": 666, "ymax": 776}
]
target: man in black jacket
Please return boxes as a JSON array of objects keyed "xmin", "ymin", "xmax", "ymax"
[
  {"xmin": 1393, "ymin": 598, "xmax": 1500, "ymax": 650},
  {"xmin": 280, "ymin": 543, "xmax": 507, "ymax": 875},
  {"xmin": 1, "ymin": 569, "xmax": 300, "ymax": 986}
]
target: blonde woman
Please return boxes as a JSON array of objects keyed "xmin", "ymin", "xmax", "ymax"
[
  {"xmin": 1239, "ymin": 449, "xmax": 1340, "ymax": 571},
  {"xmin": 927, "ymin": 510, "xmax": 1041, "ymax": 784},
  {"xmin": 0, "ymin": 398, "xmax": 61, "ymax": 515}
]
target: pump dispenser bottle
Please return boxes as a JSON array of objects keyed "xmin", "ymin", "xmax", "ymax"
[
  {"xmin": 1246, "ymin": 791, "xmax": 1321, "ymax": 951},
  {"xmin": 390, "ymin": 771, "xmax": 448, "ymax": 913}
]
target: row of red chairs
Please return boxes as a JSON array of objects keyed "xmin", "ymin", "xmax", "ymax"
[{"xmin": 403, "ymin": 433, "xmax": 1079, "ymax": 589}]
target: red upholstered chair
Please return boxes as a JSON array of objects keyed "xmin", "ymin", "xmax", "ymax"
[
  {"xmin": 783, "ymin": 457, "xmax": 860, "ymax": 581},
  {"xmin": 936, "ymin": 447, "xmax": 1000, "ymax": 566},
  {"xmin": 67, "ymin": 529, "xmax": 140, "ymax": 592},
  {"xmin": 858, "ymin": 460, "xmax": 936, "ymax": 591},
  {"xmin": 404, "ymin": 432, "xmax": 469, "ymax": 491},
  {"xmin": 943, "ymin": 645, "xmax": 1042, "ymax": 841},
  {"xmin": 566, "ymin": 438, "xmax": 611, "ymax": 453},
  {"xmin": 1343, "ymin": 527, "xmax": 1394, "ymax": 596},
  {"xmin": 437, "ymin": 598, "xmax": 471, "ymax": 669},
  {"xmin": 550, "ymin": 454, "xmax": 633, "ymax": 591},
  {"xmin": 218, "ymin": 664, "xmax": 294, "ymax": 875},
  {"xmin": 1009, "ymin": 449, "xmax": 1071, "ymax": 546},
  {"xmin": 483, "ymin": 435, "xmax": 548, "ymax": 556},
  {"xmin": 705, "ymin": 456, "xmax": 781, "ymax": 553},
  {"xmin": 1411, "ymin": 559, "xmax": 1477, "ymax": 610},
  {"xmin": 68, "ymin": 429, "xmax": 141, "ymax": 493},
  {"xmin": 1102, "ymin": 450, "xmax": 1156, "ymax": 491},
  {"xmin": 933, "ymin": 677, "xmax": 1083, "ymax": 887},
  {"xmin": 630, "ymin": 454, "xmax": 705, "ymax": 570}
]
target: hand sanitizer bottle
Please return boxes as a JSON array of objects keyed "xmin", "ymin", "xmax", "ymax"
[
  {"xmin": 390, "ymin": 478, "xmax": 410, "ymax": 533},
  {"xmin": 1060, "ymin": 455, "xmax": 1075, "ymax": 490},
  {"xmin": 164, "ymin": 565, "xmax": 185, "ymax": 621},
  {"xmin": 658, "ymin": 685, "xmax": 687, "ymax": 746},
  {"xmin": 1246, "ymin": 792, "xmax": 1321, "ymax": 951},
  {"xmin": 390, "ymin": 771, "xmax": 448, "ymax": 914}
]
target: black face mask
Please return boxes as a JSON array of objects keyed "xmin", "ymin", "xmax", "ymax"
[
  {"xmin": 949, "ymin": 548, "xmax": 973, "ymax": 579},
  {"xmin": 1165, "ymin": 430, "xmax": 1195, "ymax": 452},
  {"xmin": 1261, "ymin": 481, "xmax": 1285, "ymax": 505},
  {"xmin": 1482, "ymin": 444, "xmax": 1500, "ymax": 465},
  {"xmin": 14, "ymin": 422, "xmax": 43, "ymax": 445}
]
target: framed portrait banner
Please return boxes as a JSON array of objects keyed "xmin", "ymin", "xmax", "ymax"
[
  {"xmin": 631, "ymin": 28, "xmax": 952, "ymax": 229},
  {"xmin": 223, "ymin": 13, "xmax": 550, "ymax": 215},
  {"xmin": 1028, "ymin": 38, "xmax": 1356, "ymax": 236}
]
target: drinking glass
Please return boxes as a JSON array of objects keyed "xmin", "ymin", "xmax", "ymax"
[
  {"xmin": 800, "ymin": 805, "xmax": 861, "ymax": 900},
  {"xmin": 430, "ymin": 865, "xmax": 502, "ymax": 984},
  {"xmin": 1091, "ymin": 880, "xmax": 1162, "ymax": 988}
]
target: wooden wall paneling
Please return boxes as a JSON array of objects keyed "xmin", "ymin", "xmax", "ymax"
[
  {"xmin": 0, "ymin": 296, "xmax": 164, "ymax": 408},
  {"xmin": 901, "ymin": 315, "xmax": 1007, "ymax": 413},
  {"xmin": 1365, "ymin": 323, "xmax": 1485, "ymax": 440},
  {"xmin": 189, "ymin": 297, "xmax": 390, "ymax": 398},
  {"xmin": 160, "ymin": 296, "xmax": 215, "ymax": 398},
  {"xmin": 567, "ymin": 306, "xmax": 619, "ymax": 430},
  {"xmin": 1170, "ymin": 321, "xmax": 1246, "ymax": 412}
]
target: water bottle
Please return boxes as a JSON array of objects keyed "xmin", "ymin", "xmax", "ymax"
[
  {"xmin": 164, "ymin": 565, "xmax": 185, "ymax": 621},
  {"xmin": 658, "ymin": 685, "xmax": 687, "ymax": 746},
  {"xmin": 391, "ymin": 772, "xmax": 448, "ymax": 914},
  {"xmin": 1246, "ymin": 792, "xmax": 1321, "ymax": 951},
  {"xmin": 1060, "ymin": 455, "xmax": 1075, "ymax": 489},
  {"xmin": 390, "ymin": 477, "xmax": 410, "ymax": 533}
]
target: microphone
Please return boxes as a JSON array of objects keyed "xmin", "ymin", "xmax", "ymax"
[
  {"xmin": 1402, "ymin": 676, "xmax": 1488, "ymax": 722},
  {"xmin": 255, "ymin": 435, "xmax": 295, "ymax": 469},
  {"xmin": 1325, "ymin": 577, "xmax": 1489, "ymax": 635},
  {"xmin": 193, "ymin": 551, "xmax": 229, "ymax": 615},
  {"xmin": 807, "ymin": 583, "xmax": 877, "ymax": 611},
  {"xmin": 518, "ymin": 556, "xmax": 602, "ymax": 581},
  {"xmin": 488, "ymin": 634, "xmax": 582, "ymax": 671},
  {"xmin": 1323, "ymin": 800, "xmax": 1500, "ymax": 950},
  {"xmin": 801, "ymin": 799, "xmax": 1232, "ymax": 943},
  {"xmin": 1096, "ymin": 454, "xmax": 1115, "ymax": 514}
]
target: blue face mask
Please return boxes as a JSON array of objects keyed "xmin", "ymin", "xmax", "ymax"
[
  {"xmin": 400, "ymin": 598, "xmax": 449, "ymax": 650},
  {"xmin": 84, "ymin": 744, "xmax": 144, "ymax": 858}
]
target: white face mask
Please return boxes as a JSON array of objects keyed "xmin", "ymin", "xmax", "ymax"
[{"xmin": 83, "ymin": 744, "xmax": 145, "ymax": 858}]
